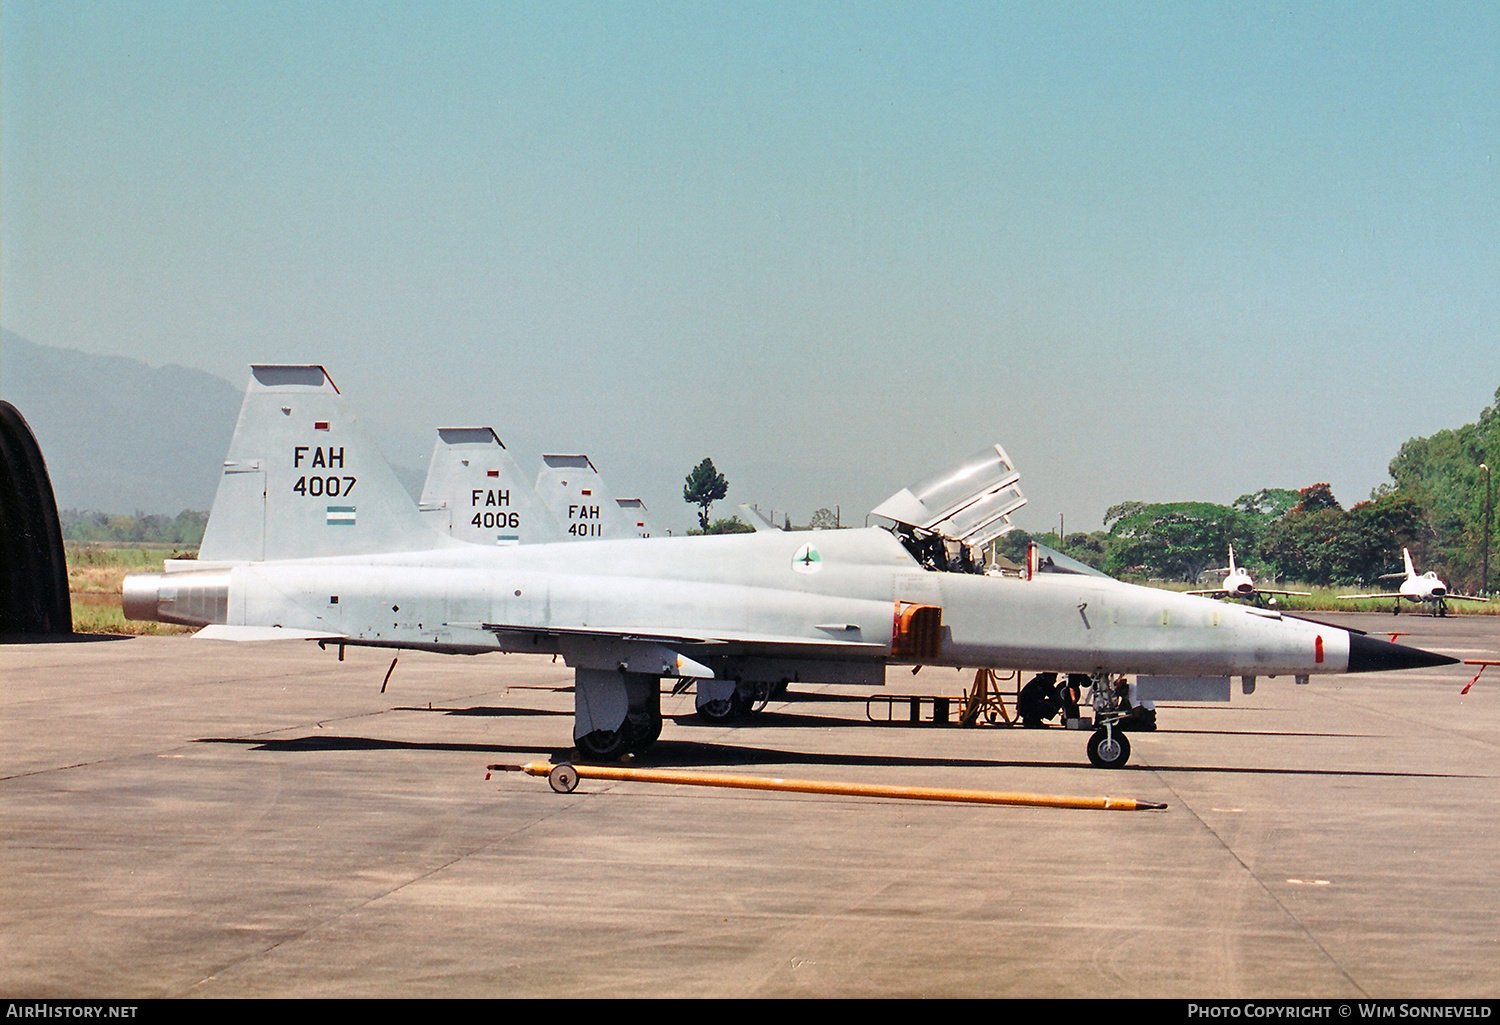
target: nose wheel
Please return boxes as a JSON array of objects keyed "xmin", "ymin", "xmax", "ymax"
[{"xmin": 1087, "ymin": 728, "xmax": 1131, "ymax": 769}]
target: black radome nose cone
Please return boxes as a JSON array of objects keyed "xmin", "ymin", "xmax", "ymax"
[{"xmin": 1347, "ymin": 632, "xmax": 1460, "ymax": 673}]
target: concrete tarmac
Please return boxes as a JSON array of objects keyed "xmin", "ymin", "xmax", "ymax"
[{"xmin": 2, "ymin": 613, "xmax": 1497, "ymax": 998}]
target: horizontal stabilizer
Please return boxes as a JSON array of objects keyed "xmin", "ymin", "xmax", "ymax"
[{"xmin": 194, "ymin": 624, "xmax": 345, "ymax": 642}]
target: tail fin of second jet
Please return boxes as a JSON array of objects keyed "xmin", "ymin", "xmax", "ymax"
[
  {"xmin": 198, "ymin": 365, "xmax": 447, "ymax": 563},
  {"xmin": 418, "ymin": 427, "xmax": 563, "ymax": 545}
]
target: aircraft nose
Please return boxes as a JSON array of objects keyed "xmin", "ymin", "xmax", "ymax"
[{"xmin": 1346, "ymin": 633, "xmax": 1459, "ymax": 673}]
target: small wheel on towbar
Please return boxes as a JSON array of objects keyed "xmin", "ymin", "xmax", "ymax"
[
  {"xmin": 1087, "ymin": 728, "xmax": 1131, "ymax": 769},
  {"xmin": 548, "ymin": 763, "xmax": 580, "ymax": 793}
]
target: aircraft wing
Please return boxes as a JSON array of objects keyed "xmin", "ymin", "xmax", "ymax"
[
  {"xmin": 464, "ymin": 619, "xmax": 889, "ymax": 686},
  {"xmin": 1337, "ymin": 592, "xmax": 1402, "ymax": 601},
  {"xmin": 1257, "ymin": 588, "xmax": 1312, "ymax": 597},
  {"xmin": 1184, "ymin": 588, "xmax": 1228, "ymax": 597},
  {"xmin": 473, "ymin": 620, "xmax": 887, "ymax": 654},
  {"xmin": 1447, "ymin": 593, "xmax": 1492, "ymax": 602}
]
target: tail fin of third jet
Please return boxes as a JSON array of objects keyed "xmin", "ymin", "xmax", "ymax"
[
  {"xmin": 198, "ymin": 365, "xmax": 448, "ymax": 563},
  {"xmin": 535, "ymin": 454, "xmax": 638, "ymax": 540}
]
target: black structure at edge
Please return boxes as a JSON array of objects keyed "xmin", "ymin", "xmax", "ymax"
[{"xmin": 0, "ymin": 401, "xmax": 72, "ymax": 634}]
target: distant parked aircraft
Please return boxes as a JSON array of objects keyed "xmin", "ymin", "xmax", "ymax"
[
  {"xmin": 1187, "ymin": 547, "xmax": 1310, "ymax": 605},
  {"xmin": 1338, "ymin": 548, "xmax": 1490, "ymax": 616}
]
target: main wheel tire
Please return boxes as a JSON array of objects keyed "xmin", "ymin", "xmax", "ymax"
[
  {"xmin": 575, "ymin": 728, "xmax": 628, "ymax": 761},
  {"xmin": 625, "ymin": 712, "xmax": 662, "ymax": 754},
  {"xmin": 1087, "ymin": 729, "xmax": 1131, "ymax": 769},
  {"xmin": 697, "ymin": 697, "xmax": 737, "ymax": 722}
]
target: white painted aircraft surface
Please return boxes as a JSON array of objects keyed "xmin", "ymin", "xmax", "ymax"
[
  {"xmin": 1187, "ymin": 547, "xmax": 1311, "ymax": 604},
  {"xmin": 123, "ymin": 366, "xmax": 1459, "ymax": 768},
  {"xmin": 1338, "ymin": 548, "xmax": 1490, "ymax": 616}
]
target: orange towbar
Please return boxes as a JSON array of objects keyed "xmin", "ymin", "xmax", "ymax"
[{"xmin": 490, "ymin": 761, "xmax": 1167, "ymax": 812}]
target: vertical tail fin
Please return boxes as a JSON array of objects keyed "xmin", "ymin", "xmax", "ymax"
[
  {"xmin": 418, "ymin": 427, "xmax": 562, "ymax": 544},
  {"xmin": 614, "ymin": 497, "xmax": 653, "ymax": 538},
  {"xmin": 535, "ymin": 454, "xmax": 638, "ymax": 540},
  {"xmin": 1403, "ymin": 547, "xmax": 1417, "ymax": 580},
  {"xmin": 198, "ymin": 365, "xmax": 445, "ymax": 563}
]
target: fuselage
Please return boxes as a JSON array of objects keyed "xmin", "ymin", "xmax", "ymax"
[
  {"xmin": 1403, "ymin": 572, "xmax": 1447, "ymax": 603},
  {"xmin": 126, "ymin": 526, "xmax": 1349, "ymax": 680},
  {"xmin": 1222, "ymin": 569, "xmax": 1257, "ymax": 597}
]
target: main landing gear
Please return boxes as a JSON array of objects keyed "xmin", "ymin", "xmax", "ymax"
[
  {"xmin": 570, "ymin": 671, "xmax": 781, "ymax": 761},
  {"xmin": 694, "ymin": 679, "xmax": 772, "ymax": 722},
  {"xmin": 573, "ymin": 667, "xmax": 663, "ymax": 761}
]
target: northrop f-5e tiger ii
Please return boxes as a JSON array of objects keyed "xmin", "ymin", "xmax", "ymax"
[{"xmin": 123, "ymin": 366, "xmax": 1458, "ymax": 768}]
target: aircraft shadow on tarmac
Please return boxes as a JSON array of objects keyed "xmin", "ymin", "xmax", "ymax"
[
  {"xmin": 393, "ymin": 704, "xmax": 571, "ymax": 718},
  {"xmin": 192, "ymin": 734, "xmax": 1480, "ymax": 779},
  {"xmin": 0, "ymin": 631, "xmax": 133, "ymax": 645}
]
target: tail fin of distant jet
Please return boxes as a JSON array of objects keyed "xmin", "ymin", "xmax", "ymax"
[
  {"xmin": 418, "ymin": 427, "xmax": 562, "ymax": 545},
  {"xmin": 738, "ymin": 503, "xmax": 782, "ymax": 532},
  {"xmin": 535, "ymin": 454, "xmax": 638, "ymax": 540},
  {"xmin": 198, "ymin": 365, "xmax": 449, "ymax": 563},
  {"xmin": 1403, "ymin": 548, "xmax": 1418, "ymax": 580},
  {"xmin": 614, "ymin": 497, "xmax": 654, "ymax": 538}
]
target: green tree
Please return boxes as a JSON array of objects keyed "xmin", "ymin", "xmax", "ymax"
[
  {"xmin": 700, "ymin": 516, "xmax": 756, "ymax": 535},
  {"xmin": 683, "ymin": 458, "xmax": 729, "ymax": 530},
  {"xmin": 1102, "ymin": 501, "xmax": 1249, "ymax": 581},
  {"xmin": 1258, "ymin": 485, "xmax": 1422, "ymax": 585},
  {"xmin": 1384, "ymin": 386, "xmax": 1500, "ymax": 592}
]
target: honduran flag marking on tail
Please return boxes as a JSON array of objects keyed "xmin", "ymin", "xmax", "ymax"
[{"xmin": 327, "ymin": 506, "xmax": 356, "ymax": 526}]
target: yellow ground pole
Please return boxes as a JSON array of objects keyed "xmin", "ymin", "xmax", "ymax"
[{"xmin": 490, "ymin": 761, "xmax": 1167, "ymax": 812}]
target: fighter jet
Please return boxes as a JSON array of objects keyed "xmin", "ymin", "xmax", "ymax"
[
  {"xmin": 1186, "ymin": 547, "xmax": 1311, "ymax": 605},
  {"xmin": 123, "ymin": 366, "xmax": 1459, "ymax": 768},
  {"xmin": 1337, "ymin": 548, "xmax": 1491, "ymax": 616}
]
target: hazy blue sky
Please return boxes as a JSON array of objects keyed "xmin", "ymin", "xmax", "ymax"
[{"xmin": 4, "ymin": 1, "xmax": 1497, "ymax": 533}]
